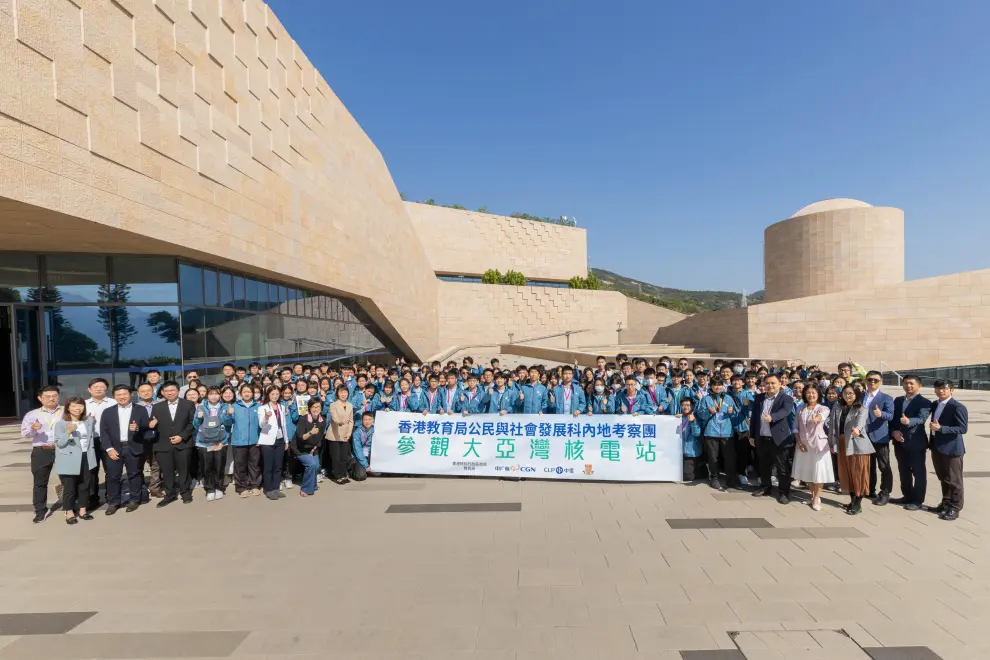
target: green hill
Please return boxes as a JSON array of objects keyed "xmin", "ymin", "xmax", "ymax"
[{"xmin": 591, "ymin": 268, "xmax": 764, "ymax": 314}]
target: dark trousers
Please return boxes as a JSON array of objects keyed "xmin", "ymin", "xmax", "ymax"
[
  {"xmin": 735, "ymin": 432, "xmax": 756, "ymax": 475},
  {"xmin": 232, "ymin": 445, "xmax": 262, "ymax": 492},
  {"xmin": 683, "ymin": 455, "xmax": 705, "ymax": 482},
  {"xmin": 30, "ymin": 447, "xmax": 56, "ymax": 515},
  {"xmin": 757, "ymin": 436, "xmax": 794, "ymax": 495},
  {"xmin": 931, "ymin": 451, "xmax": 964, "ymax": 511},
  {"xmin": 327, "ymin": 441, "xmax": 349, "ymax": 480},
  {"xmin": 893, "ymin": 443, "xmax": 927, "ymax": 505},
  {"xmin": 88, "ymin": 435, "xmax": 102, "ymax": 506},
  {"xmin": 704, "ymin": 435, "xmax": 737, "ymax": 481},
  {"xmin": 260, "ymin": 444, "xmax": 284, "ymax": 493},
  {"xmin": 197, "ymin": 446, "xmax": 227, "ymax": 493},
  {"xmin": 869, "ymin": 443, "xmax": 893, "ymax": 495},
  {"xmin": 141, "ymin": 442, "xmax": 163, "ymax": 496},
  {"xmin": 59, "ymin": 453, "xmax": 93, "ymax": 514},
  {"xmin": 282, "ymin": 446, "xmax": 294, "ymax": 481},
  {"xmin": 104, "ymin": 447, "xmax": 144, "ymax": 506},
  {"xmin": 156, "ymin": 446, "xmax": 191, "ymax": 499}
]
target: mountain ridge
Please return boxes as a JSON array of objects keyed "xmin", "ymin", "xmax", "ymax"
[{"xmin": 591, "ymin": 268, "xmax": 764, "ymax": 315}]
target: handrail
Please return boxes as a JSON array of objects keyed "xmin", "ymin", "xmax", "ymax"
[
  {"xmin": 512, "ymin": 328, "xmax": 591, "ymax": 347},
  {"xmin": 879, "ymin": 361, "xmax": 904, "ymax": 384},
  {"xmin": 428, "ymin": 328, "xmax": 592, "ymax": 363},
  {"xmin": 427, "ymin": 344, "xmax": 500, "ymax": 364}
]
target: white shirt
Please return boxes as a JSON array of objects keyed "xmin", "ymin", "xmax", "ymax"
[
  {"xmin": 74, "ymin": 421, "xmax": 91, "ymax": 452},
  {"xmin": 863, "ymin": 388, "xmax": 880, "ymax": 410},
  {"xmin": 760, "ymin": 393, "xmax": 777, "ymax": 437},
  {"xmin": 933, "ymin": 396, "xmax": 952, "ymax": 425},
  {"xmin": 85, "ymin": 397, "xmax": 115, "ymax": 436},
  {"xmin": 167, "ymin": 400, "xmax": 179, "ymax": 421},
  {"xmin": 116, "ymin": 405, "xmax": 132, "ymax": 444}
]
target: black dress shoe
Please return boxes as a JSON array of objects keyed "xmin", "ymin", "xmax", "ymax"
[
  {"xmin": 105, "ymin": 505, "xmax": 119, "ymax": 516},
  {"xmin": 926, "ymin": 503, "xmax": 947, "ymax": 514},
  {"xmin": 156, "ymin": 495, "xmax": 177, "ymax": 508},
  {"xmin": 888, "ymin": 497, "xmax": 908, "ymax": 505},
  {"xmin": 874, "ymin": 493, "xmax": 889, "ymax": 506},
  {"xmin": 80, "ymin": 513, "xmax": 94, "ymax": 520},
  {"xmin": 32, "ymin": 512, "xmax": 46, "ymax": 524},
  {"xmin": 867, "ymin": 492, "xmax": 877, "ymax": 499},
  {"xmin": 181, "ymin": 495, "xmax": 193, "ymax": 504},
  {"xmin": 939, "ymin": 508, "xmax": 959, "ymax": 521},
  {"xmin": 66, "ymin": 516, "xmax": 78, "ymax": 525},
  {"xmin": 904, "ymin": 503, "xmax": 921, "ymax": 511},
  {"xmin": 777, "ymin": 494, "xmax": 790, "ymax": 505},
  {"xmin": 125, "ymin": 502, "xmax": 140, "ymax": 513},
  {"xmin": 752, "ymin": 488, "xmax": 772, "ymax": 497}
]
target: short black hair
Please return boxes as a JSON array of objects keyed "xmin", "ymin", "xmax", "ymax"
[
  {"xmin": 223, "ymin": 363, "xmax": 236, "ymax": 370},
  {"xmin": 561, "ymin": 365, "xmax": 574, "ymax": 373},
  {"xmin": 112, "ymin": 384, "xmax": 132, "ymax": 393},
  {"xmin": 38, "ymin": 385, "xmax": 60, "ymax": 396},
  {"xmin": 361, "ymin": 411, "xmax": 375, "ymax": 419},
  {"xmin": 159, "ymin": 380, "xmax": 180, "ymax": 391},
  {"xmin": 902, "ymin": 374, "xmax": 921, "ymax": 386},
  {"xmin": 88, "ymin": 378, "xmax": 109, "ymax": 388},
  {"xmin": 146, "ymin": 369, "xmax": 160, "ymax": 376},
  {"xmin": 866, "ymin": 370, "xmax": 882, "ymax": 379},
  {"xmin": 933, "ymin": 379, "xmax": 955, "ymax": 389}
]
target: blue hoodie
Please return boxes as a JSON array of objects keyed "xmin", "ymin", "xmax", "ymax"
[
  {"xmin": 640, "ymin": 384, "xmax": 669, "ymax": 416},
  {"xmin": 518, "ymin": 383, "xmax": 548, "ymax": 414},
  {"xmin": 697, "ymin": 391, "xmax": 734, "ymax": 438},
  {"xmin": 549, "ymin": 382, "xmax": 586, "ymax": 415},
  {"xmin": 679, "ymin": 415, "xmax": 703, "ymax": 458},
  {"xmin": 458, "ymin": 388, "xmax": 490, "ymax": 415},
  {"xmin": 192, "ymin": 400, "xmax": 234, "ymax": 448},
  {"xmin": 486, "ymin": 387, "xmax": 515, "ymax": 414},
  {"xmin": 352, "ymin": 424, "xmax": 374, "ymax": 469},
  {"xmin": 422, "ymin": 388, "xmax": 446, "ymax": 414},
  {"xmin": 588, "ymin": 391, "xmax": 614, "ymax": 414},
  {"xmin": 228, "ymin": 398, "xmax": 260, "ymax": 446},
  {"xmin": 615, "ymin": 389, "xmax": 647, "ymax": 416}
]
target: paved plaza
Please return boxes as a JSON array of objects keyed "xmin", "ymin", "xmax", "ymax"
[{"xmin": 0, "ymin": 389, "xmax": 988, "ymax": 660}]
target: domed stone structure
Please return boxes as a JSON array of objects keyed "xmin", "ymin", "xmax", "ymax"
[{"xmin": 764, "ymin": 199, "xmax": 905, "ymax": 303}]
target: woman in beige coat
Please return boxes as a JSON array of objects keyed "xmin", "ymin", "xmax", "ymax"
[{"xmin": 327, "ymin": 386, "xmax": 354, "ymax": 484}]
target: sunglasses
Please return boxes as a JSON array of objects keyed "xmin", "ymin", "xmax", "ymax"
[{"xmin": 867, "ymin": 378, "xmax": 881, "ymax": 383}]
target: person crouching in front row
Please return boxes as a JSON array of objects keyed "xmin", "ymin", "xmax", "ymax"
[
  {"xmin": 351, "ymin": 411, "xmax": 375, "ymax": 481},
  {"xmin": 293, "ymin": 398, "xmax": 326, "ymax": 497}
]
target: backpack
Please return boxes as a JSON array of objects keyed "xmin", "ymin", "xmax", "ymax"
[{"xmin": 198, "ymin": 408, "xmax": 225, "ymax": 444}]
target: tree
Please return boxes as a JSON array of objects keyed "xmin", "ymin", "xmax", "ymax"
[
  {"xmin": 476, "ymin": 206, "xmax": 490, "ymax": 213},
  {"xmin": 424, "ymin": 199, "xmax": 436, "ymax": 206},
  {"xmin": 147, "ymin": 310, "xmax": 181, "ymax": 345},
  {"xmin": 98, "ymin": 284, "xmax": 136, "ymax": 365}
]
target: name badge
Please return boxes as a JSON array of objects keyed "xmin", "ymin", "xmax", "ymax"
[{"xmin": 207, "ymin": 421, "xmax": 217, "ymax": 428}]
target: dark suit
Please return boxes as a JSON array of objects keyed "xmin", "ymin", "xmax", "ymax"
[
  {"xmin": 863, "ymin": 390, "xmax": 895, "ymax": 497},
  {"xmin": 151, "ymin": 399, "xmax": 196, "ymax": 499},
  {"xmin": 99, "ymin": 404, "xmax": 149, "ymax": 506},
  {"xmin": 889, "ymin": 394, "xmax": 931, "ymax": 505},
  {"xmin": 929, "ymin": 398, "xmax": 968, "ymax": 511},
  {"xmin": 750, "ymin": 391, "xmax": 795, "ymax": 495}
]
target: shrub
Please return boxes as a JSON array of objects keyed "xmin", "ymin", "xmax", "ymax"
[
  {"xmin": 568, "ymin": 274, "xmax": 600, "ymax": 290},
  {"xmin": 568, "ymin": 276, "xmax": 586, "ymax": 289},
  {"xmin": 503, "ymin": 270, "xmax": 527, "ymax": 286},
  {"xmin": 481, "ymin": 269, "xmax": 503, "ymax": 285}
]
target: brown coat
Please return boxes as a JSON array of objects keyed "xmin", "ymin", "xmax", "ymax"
[{"xmin": 327, "ymin": 400, "xmax": 354, "ymax": 442}]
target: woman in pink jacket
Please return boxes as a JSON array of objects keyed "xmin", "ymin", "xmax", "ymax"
[{"xmin": 792, "ymin": 386, "xmax": 834, "ymax": 511}]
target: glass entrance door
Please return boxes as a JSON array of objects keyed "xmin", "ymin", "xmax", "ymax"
[
  {"xmin": 0, "ymin": 306, "xmax": 16, "ymax": 418},
  {"xmin": 13, "ymin": 306, "xmax": 43, "ymax": 418}
]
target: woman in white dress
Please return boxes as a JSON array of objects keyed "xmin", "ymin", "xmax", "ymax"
[{"xmin": 792, "ymin": 385, "xmax": 834, "ymax": 511}]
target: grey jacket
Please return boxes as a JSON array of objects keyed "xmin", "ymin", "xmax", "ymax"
[
  {"xmin": 828, "ymin": 403, "xmax": 874, "ymax": 456},
  {"xmin": 54, "ymin": 418, "xmax": 98, "ymax": 476}
]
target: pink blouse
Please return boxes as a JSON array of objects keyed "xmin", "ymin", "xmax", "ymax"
[{"xmin": 796, "ymin": 403, "xmax": 830, "ymax": 452}]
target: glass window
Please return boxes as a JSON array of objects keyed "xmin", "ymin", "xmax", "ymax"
[
  {"xmin": 113, "ymin": 305, "xmax": 182, "ymax": 368},
  {"xmin": 286, "ymin": 289, "xmax": 297, "ymax": 316},
  {"xmin": 45, "ymin": 254, "xmax": 108, "ymax": 303},
  {"xmin": 180, "ymin": 306, "xmax": 206, "ymax": 364},
  {"xmin": 178, "ymin": 263, "xmax": 204, "ymax": 306},
  {"xmin": 44, "ymin": 305, "xmax": 113, "ymax": 393},
  {"xmin": 0, "ymin": 253, "xmax": 40, "ymax": 302},
  {"xmin": 252, "ymin": 279, "xmax": 266, "ymax": 309},
  {"xmin": 233, "ymin": 276, "xmax": 245, "ymax": 309},
  {"xmin": 219, "ymin": 272, "xmax": 233, "ymax": 308},
  {"xmin": 268, "ymin": 283, "xmax": 279, "ymax": 312},
  {"xmin": 278, "ymin": 286, "xmax": 286, "ymax": 304},
  {"xmin": 111, "ymin": 256, "xmax": 177, "ymax": 303},
  {"xmin": 203, "ymin": 267, "xmax": 218, "ymax": 307},
  {"xmin": 245, "ymin": 279, "xmax": 258, "ymax": 312}
]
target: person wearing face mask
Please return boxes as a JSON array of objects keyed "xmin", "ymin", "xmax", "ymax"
[
  {"xmin": 615, "ymin": 376, "xmax": 646, "ymax": 416},
  {"xmin": 587, "ymin": 378, "xmax": 613, "ymax": 414},
  {"xmin": 640, "ymin": 368, "xmax": 669, "ymax": 416}
]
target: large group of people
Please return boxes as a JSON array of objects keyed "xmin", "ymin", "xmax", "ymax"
[{"xmin": 21, "ymin": 354, "xmax": 968, "ymax": 525}]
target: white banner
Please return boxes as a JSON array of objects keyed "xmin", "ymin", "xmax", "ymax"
[{"xmin": 371, "ymin": 412, "xmax": 683, "ymax": 482}]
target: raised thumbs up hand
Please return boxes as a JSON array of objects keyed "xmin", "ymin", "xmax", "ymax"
[
  {"xmin": 900, "ymin": 413, "xmax": 909, "ymax": 426},
  {"xmin": 519, "ymin": 391, "xmax": 524, "ymax": 400},
  {"xmin": 129, "ymin": 420, "xmax": 138, "ymax": 432},
  {"xmin": 227, "ymin": 406, "xmax": 234, "ymax": 415},
  {"xmin": 873, "ymin": 405, "xmax": 882, "ymax": 419},
  {"xmin": 198, "ymin": 409, "xmax": 204, "ymax": 419},
  {"xmin": 148, "ymin": 416, "xmax": 158, "ymax": 429}
]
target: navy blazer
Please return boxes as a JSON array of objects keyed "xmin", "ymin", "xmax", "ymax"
[
  {"xmin": 99, "ymin": 404, "xmax": 150, "ymax": 456},
  {"xmin": 749, "ymin": 392, "xmax": 795, "ymax": 446},
  {"xmin": 890, "ymin": 394, "xmax": 931, "ymax": 451},
  {"xmin": 863, "ymin": 390, "xmax": 895, "ymax": 444},
  {"xmin": 929, "ymin": 398, "xmax": 968, "ymax": 457}
]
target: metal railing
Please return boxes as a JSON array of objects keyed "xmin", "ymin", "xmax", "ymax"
[
  {"xmin": 510, "ymin": 328, "xmax": 591, "ymax": 348},
  {"xmin": 428, "ymin": 329, "xmax": 592, "ymax": 364}
]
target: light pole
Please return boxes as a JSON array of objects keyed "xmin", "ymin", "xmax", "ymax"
[{"xmin": 616, "ymin": 321, "xmax": 623, "ymax": 345}]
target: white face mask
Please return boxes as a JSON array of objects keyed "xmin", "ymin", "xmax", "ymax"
[
  {"xmin": 646, "ymin": 378, "xmax": 656, "ymax": 386},
  {"xmin": 595, "ymin": 385, "xmax": 605, "ymax": 394}
]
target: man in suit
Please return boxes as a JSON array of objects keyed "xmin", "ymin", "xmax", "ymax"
[
  {"xmin": 749, "ymin": 374, "xmax": 796, "ymax": 504},
  {"xmin": 928, "ymin": 379, "xmax": 968, "ymax": 521},
  {"xmin": 150, "ymin": 380, "xmax": 196, "ymax": 507},
  {"xmin": 99, "ymin": 385, "xmax": 150, "ymax": 515},
  {"xmin": 862, "ymin": 370, "xmax": 895, "ymax": 505},
  {"xmin": 888, "ymin": 375, "xmax": 931, "ymax": 511}
]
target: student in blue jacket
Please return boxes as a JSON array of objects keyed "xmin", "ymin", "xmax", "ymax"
[
  {"xmin": 351, "ymin": 411, "xmax": 375, "ymax": 480},
  {"xmin": 677, "ymin": 398, "xmax": 704, "ymax": 483},
  {"xmin": 697, "ymin": 377, "xmax": 737, "ymax": 491},
  {"xmin": 422, "ymin": 373, "xmax": 446, "ymax": 414},
  {"xmin": 458, "ymin": 374, "xmax": 489, "ymax": 415},
  {"xmin": 640, "ymin": 368, "xmax": 668, "ymax": 416},
  {"xmin": 666, "ymin": 369, "xmax": 690, "ymax": 414},
  {"xmin": 549, "ymin": 366, "xmax": 585, "ymax": 416},
  {"xmin": 487, "ymin": 372, "xmax": 515, "ymax": 415},
  {"xmin": 615, "ymin": 375, "xmax": 647, "ymax": 415},
  {"xmin": 192, "ymin": 385, "xmax": 233, "ymax": 501},
  {"xmin": 280, "ymin": 385, "xmax": 299, "ymax": 490},
  {"xmin": 393, "ymin": 378, "xmax": 424, "ymax": 413},
  {"xmin": 729, "ymin": 374, "xmax": 756, "ymax": 486},
  {"xmin": 440, "ymin": 372, "xmax": 462, "ymax": 415},
  {"xmin": 229, "ymin": 383, "xmax": 261, "ymax": 497},
  {"xmin": 587, "ymin": 377, "xmax": 613, "ymax": 414},
  {"xmin": 518, "ymin": 367, "xmax": 549, "ymax": 414}
]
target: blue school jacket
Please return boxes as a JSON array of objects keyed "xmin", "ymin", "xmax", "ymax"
[
  {"xmin": 192, "ymin": 401, "xmax": 233, "ymax": 447},
  {"xmin": 422, "ymin": 389, "xmax": 446, "ymax": 414},
  {"xmin": 352, "ymin": 425, "xmax": 374, "ymax": 468},
  {"xmin": 587, "ymin": 392, "xmax": 613, "ymax": 414},
  {"xmin": 487, "ymin": 388, "xmax": 515, "ymax": 414},
  {"xmin": 730, "ymin": 389, "xmax": 754, "ymax": 434},
  {"xmin": 697, "ymin": 393, "xmax": 735, "ymax": 438},
  {"xmin": 390, "ymin": 391, "xmax": 424, "ymax": 413},
  {"xmin": 679, "ymin": 416, "xmax": 703, "ymax": 458},
  {"xmin": 229, "ymin": 399, "xmax": 260, "ymax": 446},
  {"xmin": 458, "ymin": 389, "xmax": 489, "ymax": 415},
  {"xmin": 640, "ymin": 385, "xmax": 669, "ymax": 415},
  {"xmin": 614, "ymin": 390, "xmax": 647, "ymax": 415},
  {"xmin": 518, "ymin": 383, "xmax": 549, "ymax": 414},
  {"xmin": 666, "ymin": 385, "xmax": 691, "ymax": 415},
  {"xmin": 549, "ymin": 383, "xmax": 586, "ymax": 415}
]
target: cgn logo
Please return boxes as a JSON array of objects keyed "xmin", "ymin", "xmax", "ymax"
[{"xmin": 496, "ymin": 465, "xmax": 535, "ymax": 473}]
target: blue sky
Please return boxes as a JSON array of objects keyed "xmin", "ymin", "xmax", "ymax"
[{"xmin": 267, "ymin": 0, "xmax": 990, "ymax": 293}]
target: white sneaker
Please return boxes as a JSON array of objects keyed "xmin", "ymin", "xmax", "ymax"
[
  {"xmin": 738, "ymin": 475, "xmax": 749, "ymax": 487},
  {"xmin": 317, "ymin": 474, "xmax": 325, "ymax": 483},
  {"xmin": 770, "ymin": 476, "xmax": 779, "ymax": 487},
  {"xmin": 206, "ymin": 492, "xmax": 216, "ymax": 502},
  {"xmin": 213, "ymin": 490, "xmax": 224, "ymax": 500},
  {"xmin": 283, "ymin": 479, "xmax": 293, "ymax": 489}
]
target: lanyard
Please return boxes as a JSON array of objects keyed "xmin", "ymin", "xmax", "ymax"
[
  {"xmin": 400, "ymin": 394, "xmax": 407, "ymax": 410},
  {"xmin": 428, "ymin": 391, "xmax": 437, "ymax": 408},
  {"xmin": 646, "ymin": 387, "xmax": 658, "ymax": 406},
  {"xmin": 42, "ymin": 407, "xmax": 63, "ymax": 435}
]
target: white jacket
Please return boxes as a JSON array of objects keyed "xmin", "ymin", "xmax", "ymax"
[{"xmin": 257, "ymin": 402, "xmax": 289, "ymax": 446}]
